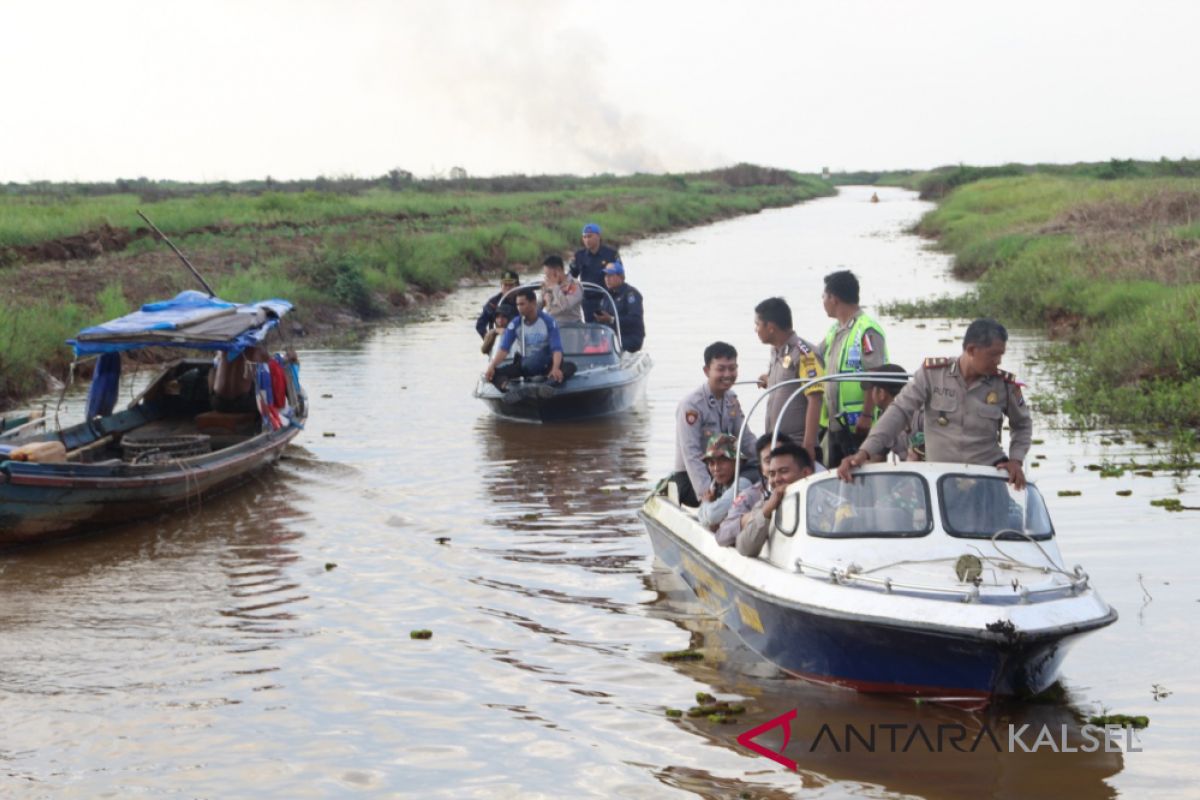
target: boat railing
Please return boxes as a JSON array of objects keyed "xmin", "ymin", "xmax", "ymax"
[
  {"xmin": 790, "ymin": 556, "xmax": 1091, "ymax": 604},
  {"xmin": 731, "ymin": 371, "xmax": 912, "ymax": 491}
]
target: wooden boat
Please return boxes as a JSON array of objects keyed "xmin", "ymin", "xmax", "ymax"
[{"xmin": 0, "ymin": 290, "xmax": 306, "ymax": 548}]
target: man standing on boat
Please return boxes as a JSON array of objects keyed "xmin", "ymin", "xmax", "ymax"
[
  {"xmin": 541, "ymin": 255, "xmax": 584, "ymax": 325},
  {"xmin": 484, "ymin": 288, "xmax": 577, "ymax": 394},
  {"xmin": 475, "ymin": 269, "xmax": 520, "ymax": 339},
  {"xmin": 570, "ymin": 222, "xmax": 619, "ymax": 322},
  {"xmin": 593, "ymin": 260, "xmax": 644, "ymax": 352},
  {"xmin": 815, "ymin": 270, "xmax": 888, "ymax": 469},
  {"xmin": 754, "ymin": 297, "xmax": 823, "ymax": 463},
  {"xmin": 837, "ymin": 319, "xmax": 1032, "ymax": 488},
  {"xmin": 671, "ymin": 342, "xmax": 759, "ymax": 507}
]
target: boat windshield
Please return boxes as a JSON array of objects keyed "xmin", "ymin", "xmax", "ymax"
[
  {"xmin": 937, "ymin": 475, "xmax": 1055, "ymax": 540},
  {"xmin": 558, "ymin": 324, "xmax": 620, "ymax": 365},
  {"xmin": 806, "ymin": 473, "xmax": 933, "ymax": 538}
]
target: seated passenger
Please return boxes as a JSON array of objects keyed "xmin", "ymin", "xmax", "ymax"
[
  {"xmin": 475, "ymin": 269, "xmax": 520, "ymax": 339},
  {"xmin": 697, "ymin": 434, "xmax": 755, "ymax": 531},
  {"xmin": 481, "ymin": 303, "xmax": 515, "ymax": 356},
  {"xmin": 541, "ymin": 255, "xmax": 584, "ymax": 325},
  {"xmin": 484, "ymin": 288, "xmax": 577, "ymax": 393},
  {"xmin": 716, "ymin": 434, "xmax": 784, "ymax": 546},
  {"xmin": 735, "ymin": 443, "xmax": 815, "ymax": 558},
  {"xmin": 208, "ymin": 345, "xmax": 266, "ymax": 413},
  {"xmin": 859, "ymin": 363, "xmax": 923, "ymax": 462}
]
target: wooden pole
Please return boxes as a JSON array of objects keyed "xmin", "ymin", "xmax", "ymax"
[{"xmin": 136, "ymin": 210, "xmax": 217, "ymax": 297}]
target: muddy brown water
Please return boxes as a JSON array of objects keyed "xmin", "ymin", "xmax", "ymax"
[{"xmin": 2, "ymin": 187, "xmax": 1197, "ymax": 798}]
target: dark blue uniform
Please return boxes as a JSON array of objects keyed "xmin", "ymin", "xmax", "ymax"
[
  {"xmin": 475, "ymin": 291, "xmax": 506, "ymax": 339},
  {"xmin": 570, "ymin": 244, "xmax": 619, "ymax": 321},
  {"xmin": 603, "ymin": 282, "xmax": 645, "ymax": 352}
]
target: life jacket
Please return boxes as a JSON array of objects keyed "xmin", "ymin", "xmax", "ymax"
[{"xmin": 820, "ymin": 311, "xmax": 886, "ymax": 427}]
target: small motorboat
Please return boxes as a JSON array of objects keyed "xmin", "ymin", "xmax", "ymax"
[
  {"xmin": 640, "ymin": 461, "xmax": 1116, "ymax": 705},
  {"xmin": 0, "ymin": 290, "xmax": 306, "ymax": 548},
  {"xmin": 474, "ymin": 321, "xmax": 651, "ymax": 423}
]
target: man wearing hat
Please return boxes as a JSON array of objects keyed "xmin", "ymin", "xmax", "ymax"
[
  {"xmin": 696, "ymin": 433, "xmax": 755, "ymax": 532},
  {"xmin": 594, "ymin": 260, "xmax": 645, "ymax": 352},
  {"xmin": 570, "ymin": 222, "xmax": 620, "ymax": 322},
  {"xmin": 480, "ymin": 302, "xmax": 516, "ymax": 356},
  {"xmin": 475, "ymin": 269, "xmax": 520, "ymax": 339}
]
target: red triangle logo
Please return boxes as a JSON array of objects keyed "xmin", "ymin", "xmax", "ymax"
[{"xmin": 736, "ymin": 708, "xmax": 797, "ymax": 771}]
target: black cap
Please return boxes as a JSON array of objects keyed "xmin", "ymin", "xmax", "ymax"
[
  {"xmin": 501, "ymin": 269, "xmax": 519, "ymax": 284},
  {"xmin": 496, "ymin": 303, "xmax": 517, "ymax": 319}
]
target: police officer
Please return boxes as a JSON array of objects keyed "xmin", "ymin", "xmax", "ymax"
[
  {"xmin": 815, "ymin": 269, "xmax": 888, "ymax": 468},
  {"xmin": 594, "ymin": 260, "xmax": 644, "ymax": 352},
  {"xmin": 475, "ymin": 269, "xmax": 520, "ymax": 339},
  {"xmin": 672, "ymin": 342, "xmax": 759, "ymax": 506},
  {"xmin": 753, "ymin": 297, "xmax": 824, "ymax": 462},
  {"xmin": 570, "ymin": 222, "xmax": 619, "ymax": 322},
  {"xmin": 837, "ymin": 318, "xmax": 1032, "ymax": 489}
]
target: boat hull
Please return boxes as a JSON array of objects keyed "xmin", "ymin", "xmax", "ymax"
[
  {"xmin": 0, "ymin": 425, "xmax": 300, "ymax": 548},
  {"xmin": 642, "ymin": 509, "xmax": 1114, "ymax": 702},
  {"xmin": 476, "ymin": 353, "xmax": 651, "ymax": 423}
]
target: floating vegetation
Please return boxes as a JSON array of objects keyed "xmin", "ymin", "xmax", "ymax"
[
  {"xmin": 915, "ymin": 323, "xmax": 927, "ymax": 328},
  {"xmin": 937, "ymin": 338, "xmax": 954, "ymax": 343},
  {"xmin": 323, "ymin": 432, "xmax": 336, "ymax": 437},
  {"xmin": 1150, "ymin": 498, "xmax": 1183, "ymax": 511},
  {"xmin": 520, "ymin": 512, "xmax": 538, "ymax": 521},
  {"xmin": 1035, "ymin": 454, "xmax": 1046, "ymax": 460},
  {"xmin": 410, "ymin": 629, "xmax": 433, "ymax": 640},
  {"xmin": 1084, "ymin": 464, "xmax": 1102, "ymax": 471},
  {"xmin": 707, "ymin": 714, "xmax": 736, "ymax": 724},
  {"xmin": 1031, "ymin": 462, "xmax": 1040, "ymax": 468},
  {"xmin": 1135, "ymin": 470, "xmax": 1155, "ymax": 477},
  {"xmin": 435, "ymin": 537, "xmax": 450, "ymax": 545},
  {"xmin": 1116, "ymin": 490, "xmax": 1132, "ymax": 497},
  {"xmin": 687, "ymin": 702, "xmax": 747, "ymax": 719},
  {"xmin": 665, "ymin": 708, "xmax": 683, "ymax": 718},
  {"xmin": 1089, "ymin": 714, "xmax": 1149, "ymax": 729},
  {"xmin": 1031, "ymin": 439, "xmax": 1045, "ymax": 445},
  {"xmin": 321, "ymin": 393, "xmax": 333, "ymax": 398},
  {"xmin": 1111, "ymin": 437, "xmax": 1126, "ymax": 445},
  {"xmin": 1099, "ymin": 467, "xmax": 1125, "ymax": 478},
  {"xmin": 1100, "ymin": 439, "xmax": 1112, "ymax": 446},
  {"xmin": 662, "ymin": 650, "xmax": 704, "ymax": 662},
  {"xmin": 1058, "ymin": 490, "xmax": 1082, "ymax": 497},
  {"xmin": 324, "ymin": 562, "xmax": 337, "ymax": 571},
  {"xmin": 695, "ymin": 692, "xmax": 716, "ymax": 705}
]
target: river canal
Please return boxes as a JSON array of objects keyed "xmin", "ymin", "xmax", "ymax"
[{"xmin": 2, "ymin": 186, "xmax": 1197, "ymax": 798}]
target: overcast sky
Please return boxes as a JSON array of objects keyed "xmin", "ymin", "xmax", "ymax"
[{"xmin": 2, "ymin": 0, "xmax": 1196, "ymax": 182}]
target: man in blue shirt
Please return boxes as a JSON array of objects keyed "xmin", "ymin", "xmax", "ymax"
[
  {"xmin": 570, "ymin": 222, "xmax": 619, "ymax": 322},
  {"xmin": 484, "ymin": 287, "xmax": 577, "ymax": 393},
  {"xmin": 593, "ymin": 260, "xmax": 645, "ymax": 352}
]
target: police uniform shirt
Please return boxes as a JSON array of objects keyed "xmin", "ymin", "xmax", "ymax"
[
  {"xmin": 764, "ymin": 332, "xmax": 824, "ymax": 442},
  {"xmin": 674, "ymin": 383, "xmax": 758, "ymax": 497},
  {"xmin": 861, "ymin": 357, "xmax": 1032, "ymax": 466},
  {"xmin": 815, "ymin": 313, "xmax": 887, "ymax": 432},
  {"xmin": 606, "ymin": 282, "xmax": 645, "ymax": 351},
  {"xmin": 571, "ymin": 244, "xmax": 619, "ymax": 287},
  {"xmin": 543, "ymin": 276, "xmax": 584, "ymax": 324}
]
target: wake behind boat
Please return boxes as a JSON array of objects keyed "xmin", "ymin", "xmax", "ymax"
[{"xmin": 0, "ymin": 290, "xmax": 307, "ymax": 548}]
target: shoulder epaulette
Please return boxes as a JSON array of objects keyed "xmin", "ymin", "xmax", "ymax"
[
  {"xmin": 997, "ymin": 369, "xmax": 1024, "ymax": 386},
  {"xmin": 796, "ymin": 340, "xmax": 813, "ymax": 354},
  {"xmin": 923, "ymin": 357, "xmax": 952, "ymax": 369}
]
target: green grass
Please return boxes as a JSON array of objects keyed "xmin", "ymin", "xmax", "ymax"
[{"xmin": 889, "ymin": 172, "xmax": 1200, "ymax": 428}]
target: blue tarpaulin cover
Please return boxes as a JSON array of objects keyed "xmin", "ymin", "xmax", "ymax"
[{"xmin": 69, "ymin": 291, "xmax": 292, "ymax": 357}]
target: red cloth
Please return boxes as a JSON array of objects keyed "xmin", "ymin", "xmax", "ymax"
[{"xmin": 268, "ymin": 360, "xmax": 288, "ymax": 409}]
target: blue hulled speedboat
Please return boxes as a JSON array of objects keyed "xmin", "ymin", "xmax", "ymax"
[{"xmin": 641, "ymin": 461, "xmax": 1116, "ymax": 705}]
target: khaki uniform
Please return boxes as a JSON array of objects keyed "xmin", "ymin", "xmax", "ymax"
[
  {"xmin": 674, "ymin": 384, "xmax": 758, "ymax": 498},
  {"xmin": 860, "ymin": 357, "xmax": 1032, "ymax": 466},
  {"xmin": 543, "ymin": 277, "xmax": 584, "ymax": 325},
  {"xmin": 764, "ymin": 333, "xmax": 825, "ymax": 444}
]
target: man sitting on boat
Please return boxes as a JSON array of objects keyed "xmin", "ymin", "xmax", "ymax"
[
  {"xmin": 480, "ymin": 303, "xmax": 515, "ymax": 356},
  {"xmin": 713, "ymin": 433, "xmax": 776, "ymax": 546},
  {"xmin": 735, "ymin": 442, "xmax": 815, "ymax": 558},
  {"xmin": 696, "ymin": 433, "xmax": 755, "ymax": 531},
  {"xmin": 671, "ymin": 342, "xmax": 759, "ymax": 507},
  {"xmin": 475, "ymin": 269, "xmax": 520, "ymax": 339},
  {"xmin": 484, "ymin": 288, "xmax": 577, "ymax": 394},
  {"xmin": 593, "ymin": 260, "xmax": 644, "ymax": 353},
  {"xmin": 541, "ymin": 255, "xmax": 584, "ymax": 325},
  {"xmin": 836, "ymin": 318, "xmax": 1031, "ymax": 488}
]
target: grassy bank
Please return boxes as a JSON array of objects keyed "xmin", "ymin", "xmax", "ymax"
[
  {"xmin": 883, "ymin": 173, "xmax": 1200, "ymax": 428},
  {"xmin": 0, "ymin": 165, "xmax": 832, "ymax": 405}
]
